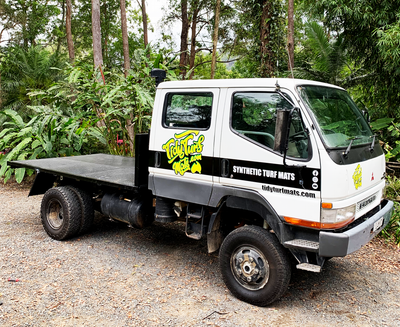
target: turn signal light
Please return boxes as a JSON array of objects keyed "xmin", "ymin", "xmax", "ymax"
[
  {"xmin": 321, "ymin": 202, "xmax": 333, "ymax": 209},
  {"xmin": 283, "ymin": 216, "xmax": 322, "ymax": 229}
]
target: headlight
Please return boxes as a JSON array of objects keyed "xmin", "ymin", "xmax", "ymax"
[{"xmin": 321, "ymin": 204, "xmax": 356, "ymax": 229}]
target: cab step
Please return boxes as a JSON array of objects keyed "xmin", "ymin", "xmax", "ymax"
[
  {"xmin": 296, "ymin": 263, "xmax": 322, "ymax": 273},
  {"xmin": 185, "ymin": 204, "xmax": 207, "ymax": 240},
  {"xmin": 284, "ymin": 239, "xmax": 319, "ymax": 252}
]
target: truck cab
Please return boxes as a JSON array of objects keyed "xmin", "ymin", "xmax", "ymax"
[{"xmin": 148, "ymin": 78, "xmax": 393, "ymax": 305}]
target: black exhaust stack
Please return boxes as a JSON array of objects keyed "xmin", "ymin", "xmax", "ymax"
[{"xmin": 151, "ymin": 69, "xmax": 166, "ymax": 87}]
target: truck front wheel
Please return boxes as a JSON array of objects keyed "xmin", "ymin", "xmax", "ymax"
[
  {"xmin": 219, "ymin": 225, "xmax": 291, "ymax": 306},
  {"xmin": 41, "ymin": 187, "xmax": 81, "ymax": 240}
]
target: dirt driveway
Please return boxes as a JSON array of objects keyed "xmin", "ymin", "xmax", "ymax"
[{"xmin": 1, "ymin": 181, "xmax": 400, "ymax": 326}]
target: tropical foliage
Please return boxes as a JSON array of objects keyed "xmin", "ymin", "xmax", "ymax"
[
  {"xmin": 294, "ymin": 22, "xmax": 347, "ymax": 85},
  {"xmin": 0, "ymin": 108, "xmax": 97, "ymax": 183},
  {"xmin": 60, "ymin": 54, "xmax": 155, "ymax": 155},
  {"xmin": 0, "ymin": 47, "xmax": 166, "ymax": 181},
  {"xmin": 0, "ymin": 46, "xmax": 64, "ymax": 115},
  {"xmin": 381, "ymin": 176, "xmax": 400, "ymax": 244},
  {"xmin": 302, "ymin": 0, "xmax": 400, "ymax": 122}
]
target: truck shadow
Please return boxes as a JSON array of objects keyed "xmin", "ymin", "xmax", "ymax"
[
  {"xmin": 82, "ymin": 213, "xmax": 387, "ymax": 309},
  {"xmin": 90, "ymin": 212, "xmax": 204, "ymax": 248}
]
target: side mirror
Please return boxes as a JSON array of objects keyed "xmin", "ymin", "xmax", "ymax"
[{"xmin": 274, "ymin": 109, "xmax": 292, "ymax": 154}]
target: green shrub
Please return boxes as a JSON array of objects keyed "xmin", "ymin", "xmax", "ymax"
[
  {"xmin": 380, "ymin": 175, "xmax": 400, "ymax": 244},
  {"xmin": 380, "ymin": 203, "xmax": 400, "ymax": 244},
  {"xmin": 370, "ymin": 118, "xmax": 400, "ymax": 161},
  {"xmin": 0, "ymin": 108, "xmax": 99, "ymax": 183},
  {"xmin": 37, "ymin": 50, "xmax": 162, "ymax": 157}
]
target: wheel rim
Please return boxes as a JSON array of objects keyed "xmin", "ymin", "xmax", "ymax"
[
  {"xmin": 230, "ymin": 245, "xmax": 270, "ymax": 291},
  {"xmin": 47, "ymin": 199, "xmax": 64, "ymax": 230}
]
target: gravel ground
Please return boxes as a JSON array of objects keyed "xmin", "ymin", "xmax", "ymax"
[{"xmin": 1, "ymin": 180, "xmax": 400, "ymax": 327}]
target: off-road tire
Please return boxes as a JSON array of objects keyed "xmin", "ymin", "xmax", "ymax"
[
  {"xmin": 219, "ymin": 225, "xmax": 291, "ymax": 306},
  {"xmin": 41, "ymin": 187, "xmax": 81, "ymax": 240},
  {"xmin": 66, "ymin": 186, "xmax": 94, "ymax": 235}
]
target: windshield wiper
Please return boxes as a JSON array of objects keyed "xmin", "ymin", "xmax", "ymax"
[
  {"xmin": 369, "ymin": 134, "xmax": 376, "ymax": 153},
  {"xmin": 342, "ymin": 137, "xmax": 360, "ymax": 158}
]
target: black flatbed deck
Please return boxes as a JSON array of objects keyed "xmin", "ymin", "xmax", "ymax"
[{"xmin": 10, "ymin": 154, "xmax": 137, "ymax": 189}]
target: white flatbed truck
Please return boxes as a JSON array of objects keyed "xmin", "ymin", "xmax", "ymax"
[{"xmin": 10, "ymin": 70, "xmax": 394, "ymax": 306}]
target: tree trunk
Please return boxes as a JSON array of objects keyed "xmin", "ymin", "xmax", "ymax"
[
  {"xmin": 120, "ymin": 0, "xmax": 134, "ymax": 154},
  {"xmin": 0, "ymin": 70, "xmax": 2, "ymax": 108},
  {"xmin": 91, "ymin": 0, "xmax": 105, "ymax": 127},
  {"xmin": 287, "ymin": 0, "xmax": 294, "ymax": 77},
  {"xmin": 56, "ymin": 0, "xmax": 66, "ymax": 54},
  {"xmin": 22, "ymin": 2, "xmax": 28, "ymax": 48},
  {"xmin": 30, "ymin": 1, "xmax": 37, "ymax": 46},
  {"xmin": 102, "ymin": 1, "xmax": 109, "ymax": 67},
  {"xmin": 260, "ymin": 0, "xmax": 274, "ymax": 77},
  {"xmin": 189, "ymin": 5, "xmax": 200, "ymax": 80},
  {"xmin": 179, "ymin": 0, "xmax": 189, "ymax": 78},
  {"xmin": 66, "ymin": 0, "xmax": 75, "ymax": 63},
  {"xmin": 141, "ymin": 0, "xmax": 148, "ymax": 48},
  {"xmin": 120, "ymin": 0, "xmax": 130, "ymax": 77},
  {"xmin": 91, "ymin": 0, "xmax": 103, "ymax": 69},
  {"xmin": 210, "ymin": 0, "xmax": 221, "ymax": 79}
]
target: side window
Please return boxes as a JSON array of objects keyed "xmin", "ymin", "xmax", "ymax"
[
  {"xmin": 163, "ymin": 92, "xmax": 213, "ymax": 129},
  {"xmin": 231, "ymin": 92, "xmax": 308, "ymax": 159}
]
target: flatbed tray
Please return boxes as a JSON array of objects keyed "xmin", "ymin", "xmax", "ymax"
[{"xmin": 10, "ymin": 154, "xmax": 136, "ymax": 189}]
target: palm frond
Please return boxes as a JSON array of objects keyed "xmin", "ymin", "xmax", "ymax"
[{"xmin": 305, "ymin": 22, "xmax": 331, "ymax": 74}]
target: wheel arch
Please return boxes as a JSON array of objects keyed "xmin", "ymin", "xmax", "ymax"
[
  {"xmin": 209, "ymin": 186, "xmax": 283, "ymax": 233},
  {"xmin": 206, "ymin": 186, "xmax": 289, "ymax": 252}
]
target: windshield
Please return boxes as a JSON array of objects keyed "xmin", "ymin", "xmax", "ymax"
[{"xmin": 297, "ymin": 85, "xmax": 373, "ymax": 148}]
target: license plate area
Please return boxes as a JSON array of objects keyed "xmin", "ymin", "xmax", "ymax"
[
  {"xmin": 372, "ymin": 216, "xmax": 384, "ymax": 233},
  {"xmin": 357, "ymin": 193, "xmax": 377, "ymax": 213}
]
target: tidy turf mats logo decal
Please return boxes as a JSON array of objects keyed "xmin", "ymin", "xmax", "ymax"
[{"xmin": 162, "ymin": 130, "xmax": 205, "ymax": 176}]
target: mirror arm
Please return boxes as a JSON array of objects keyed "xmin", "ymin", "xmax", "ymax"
[
  {"xmin": 282, "ymin": 108, "xmax": 295, "ymax": 167},
  {"xmin": 275, "ymin": 83, "xmax": 296, "ymax": 108}
]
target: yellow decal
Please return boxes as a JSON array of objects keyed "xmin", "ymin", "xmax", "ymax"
[
  {"xmin": 190, "ymin": 161, "xmax": 202, "ymax": 174},
  {"xmin": 162, "ymin": 130, "xmax": 205, "ymax": 176},
  {"xmin": 352, "ymin": 164, "xmax": 362, "ymax": 190}
]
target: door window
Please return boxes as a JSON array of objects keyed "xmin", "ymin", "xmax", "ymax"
[
  {"xmin": 231, "ymin": 92, "xmax": 308, "ymax": 159},
  {"xmin": 163, "ymin": 92, "xmax": 213, "ymax": 130}
]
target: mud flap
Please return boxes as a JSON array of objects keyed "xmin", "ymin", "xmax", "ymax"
[
  {"xmin": 207, "ymin": 209, "xmax": 224, "ymax": 253},
  {"xmin": 29, "ymin": 171, "xmax": 57, "ymax": 196}
]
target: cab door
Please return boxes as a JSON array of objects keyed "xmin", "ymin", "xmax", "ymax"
[
  {"xmin": 216, "ymin": 88, "xmax": 321, "ymax": 223},
  {"xmin": 149, "ymin": 88, "xmax": 220, "ymax": 205}
]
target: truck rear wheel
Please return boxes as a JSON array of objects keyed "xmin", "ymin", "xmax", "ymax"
[
  {"xmin": 219, "ymin": 225, "xmax": 291, "ymax": 306},
  {"xmin": 66, "ymin": 186, "xmax": 94, "ymax": 235},
  {"xmin": 41, "ymin": 187, "xmax": 81, "ymax": 240}
]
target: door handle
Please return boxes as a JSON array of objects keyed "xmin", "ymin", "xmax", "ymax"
[
  {"xmin": 155, "ymin": 152, "xmax": 161, "ymax": 168},
  {"xmin": 221, "ymin": 159, "xmax": 229, "ymax": 177}
]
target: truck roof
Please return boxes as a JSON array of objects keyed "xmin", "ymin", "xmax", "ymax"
[{"xmin": 157, "ymin": 78, "xmax": 344, "ymax": 90}]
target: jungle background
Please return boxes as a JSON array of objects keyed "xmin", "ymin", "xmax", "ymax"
[{"xmin": 0, "ymin": 0, "xmax": 399, "ymax": 243}]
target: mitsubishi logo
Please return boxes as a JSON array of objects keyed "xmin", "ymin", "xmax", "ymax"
[{"xmin": 371, "ymin": 173, "xmax": 374, "ymax": 181}]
